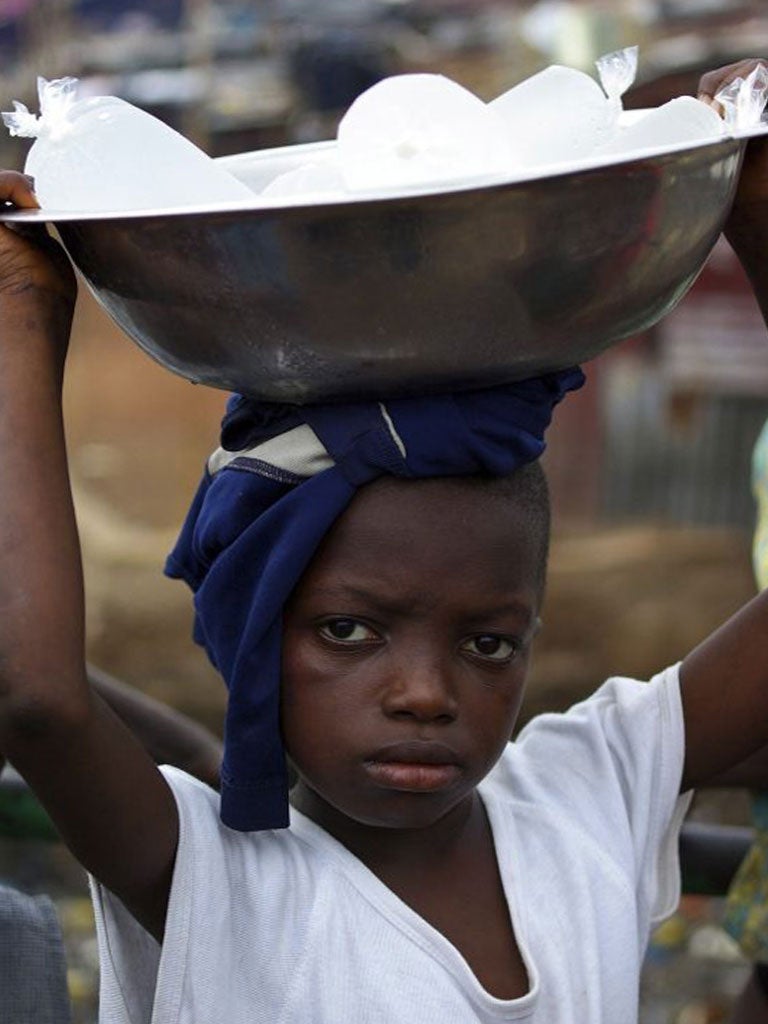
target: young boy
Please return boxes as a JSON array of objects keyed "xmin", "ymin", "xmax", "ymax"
[{"xmin": 0, "ymin": 60, "xmax": 766, "ymax": 1024}]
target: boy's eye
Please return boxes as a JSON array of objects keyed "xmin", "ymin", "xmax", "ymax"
[
  {"xmin": 461, "ymin": 635, "xmax": 518, "ymax": 663},
  {"xmin": 318, "ymin": 618, "xmax": 380, "ymax": 644}
]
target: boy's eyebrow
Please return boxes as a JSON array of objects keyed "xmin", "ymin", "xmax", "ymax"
[
  {"xmin": 303, "ymin": 584, "xmax": 432, "ymax": 615},
  {"xmin": 304, "ymin": 584, "xmax": 536, "ymax": 623}
]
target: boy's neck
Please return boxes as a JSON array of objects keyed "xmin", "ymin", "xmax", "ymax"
[{"xmin": 290, "ymin": 782, "xmax": 486, "ymax": 874}]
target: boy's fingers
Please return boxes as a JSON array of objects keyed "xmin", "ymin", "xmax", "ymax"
[
  {"xmin": 0, "ymin": 169, "xmax": 38, "ymax": 210},
  {"xmin": 0, "ymin": 169, "xmax": 57, "ymax": 258},
  {"xmin": 697, "ymin": 94, "xmax": 725, "ymax": 118}
]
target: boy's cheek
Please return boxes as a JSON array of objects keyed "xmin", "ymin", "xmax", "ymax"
[{"xmin": 483, "ymin": 668, "xmax": 530, "ymax": 742}]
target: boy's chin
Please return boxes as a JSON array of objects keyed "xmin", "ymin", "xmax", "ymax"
[
  {"xmin": 291, "ymin": 778, "xmax": 477, "ymax": 833},
  {"xmin": 348, "ymin": 798, "xmax": 473, "ymax": 832}
]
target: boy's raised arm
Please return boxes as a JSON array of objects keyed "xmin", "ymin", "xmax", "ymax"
[
  {"xmin": 680, "ymin": 593, "xmax": 768, "ymax": 790},
  {"xmin": 0, "ymin": 173, "xmax": 178, "ymax": 940},
  {"xmin": 679, "ymin": 62, "xmax": 768, "ymax": 791}
]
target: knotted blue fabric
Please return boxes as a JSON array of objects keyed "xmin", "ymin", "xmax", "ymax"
[{"xmin": 165, "ymin": 369, "xmax": 585, "ymax": 831}]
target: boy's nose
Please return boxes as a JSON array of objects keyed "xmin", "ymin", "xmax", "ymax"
[{"xmin": 381, "ymin": 655, "xmax": 459, "ymax": 723}]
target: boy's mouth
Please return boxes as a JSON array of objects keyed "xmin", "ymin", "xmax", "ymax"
[{"xmin": 364, "ymin": 741, "xmax": 462, "ymax": 792}]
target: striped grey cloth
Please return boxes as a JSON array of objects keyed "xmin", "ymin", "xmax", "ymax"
[{"xmin": 0, "ymin": 883, "xmax": 71, "ymax": 1023}]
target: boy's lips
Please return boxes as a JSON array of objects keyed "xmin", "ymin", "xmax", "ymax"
[{"xmin": 364, "ymin": 741, "xmax": 462, "ymax": 792}]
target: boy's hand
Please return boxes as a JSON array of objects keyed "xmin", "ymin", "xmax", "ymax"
[
  {"xmin": 697, "ymin": 61, "xmax": 768, "ymax": 316},
  {"xmin": 0, "ymin": 170, "xmax": 76, "ymax": 312},
  {"xmin": 700, "ymin": 59, "xmax": 768, "ymax": 220}
]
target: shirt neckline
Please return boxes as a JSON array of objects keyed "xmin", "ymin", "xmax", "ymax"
[{"xmin": 288, "ymin": 768, "xmax": 539, "ymax": 1020}]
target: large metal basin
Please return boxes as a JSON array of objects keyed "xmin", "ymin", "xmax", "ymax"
[{"xmin": 0, "ymin": 136, "xmax": 751, "ymax": 402}]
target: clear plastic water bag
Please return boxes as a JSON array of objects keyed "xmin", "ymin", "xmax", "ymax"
[
  {"xmin": 489, "ymin": 65, "xmax": 615, "ymax": 167},
  {"xmin": 2, "ymin": 77, "xmax": 255, "ymax": 211},
  {"xmin": 336, "ymin": 74, "xmax": 516, "ymax": 193},
  {"xmin": 599, "ymin": 96, "xmax": 724, "ymax": 157},
  {"xmin": 595, "ymin": 45, "xmax": 639, "ymax": 116},
  {"xmin": 715, "ymin": 62, "xmax": 768, "ymax": 131},
  {"xmin": 489, "ymin": 46, "xmax": 639, "ymax": 169},
  {"xmin": 261, "ymin": 160, "xmax": 346, "ymax": 202}
]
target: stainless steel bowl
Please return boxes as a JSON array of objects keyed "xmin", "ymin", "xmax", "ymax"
[{"xmin": 0, "ymin": 136, "xmax": 751, "ymax": 402}]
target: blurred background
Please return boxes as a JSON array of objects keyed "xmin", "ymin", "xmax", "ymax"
[{"xmin": 2, "ymin": 1, "xmax": 768, "ymax": 1022}]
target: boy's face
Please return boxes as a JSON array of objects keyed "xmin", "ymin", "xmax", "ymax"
[{"xmin": 281, "ymin": 475, "xmax": 544, "ymax": 833}]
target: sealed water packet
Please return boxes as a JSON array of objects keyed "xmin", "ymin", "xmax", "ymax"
[
  {"xmin": 715, "ymin": 62, "xmax": 768, "ymax": 131},
  {"xmin": 595, "ymin": 44, "xmax": 639, "ymax": 116},
  {"xmin": 2, "ymin": 76, "xmax": 254, "ymax": 211}
]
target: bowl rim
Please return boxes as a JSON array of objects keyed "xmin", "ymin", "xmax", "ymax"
[{"xmin": 0, "ymin": 118, "xmax": 762, "ymax": 224}]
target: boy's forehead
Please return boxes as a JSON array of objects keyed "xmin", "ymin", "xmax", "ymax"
[{"xmin": 303, "ymin": 475, "xmax": 545, "ymax": 593}]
